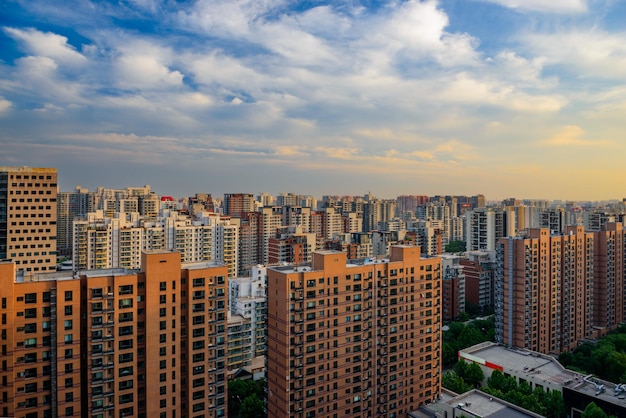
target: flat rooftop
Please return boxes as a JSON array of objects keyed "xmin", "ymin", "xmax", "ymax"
[
  {"xmin": 451, "ymin": 390, "xmax": 540, "ymax": 418},
  {"xmin": 411, "ymin": 389, "xmax": 543, "ymax": 418},
  {"xmin": 459, "ymin": 342, "xmax": 626, "ymax": 408},
  {"xmin": 460, "ymin": 342, "xmax": 579, "ymax": 386}
]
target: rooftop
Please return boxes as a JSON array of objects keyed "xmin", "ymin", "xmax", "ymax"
[
  {"xmin": 461, "ymin": 343, "xmax": 626, "ymax": 410},
  {"xmin": 411, "ymin": 389, "xmax": 543, "ymax": 418}
]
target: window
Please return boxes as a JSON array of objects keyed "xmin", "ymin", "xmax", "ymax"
[
  {"xmin": 24, "ymin": 308, "xmax": 36, "ymax": 318},
  {"xmin": 193, "ymin": 278, "xmax": 205, "ymax": 287},
  {"xmin": 64, "ymin": 306, "xmax": 72, "ymax": 315},
  {"xmin": 25, "ymin": 293, "xmax": 37, "ymax": 304},
  {"xmin": 119, "ymin": 312, "xmax": 133, "ymax": 322},
  {"xmin": 119, "ymin": 298, "xmax": 133, "ymax": 309},
  {"xmin": 65, "ymin": 291, "xmax": 73, "ymax": 301},
  {"xmin": 160, "ymin": 282, "xmax": 166, "ymax": 291},
  {"xmin": 64, "ymin": 320, "xmax": 73, "ymax": 330},
  {"xmin": 119, "ymin": 353, "xmax": 133, "ymax": 363},
  {"xmin": 119, "ymin": 340, "xmax": 133, "ymax": 350},
  {"xmin": 64, "ymin": 335, "xmax": 73, "ymax": 344},
  {"xmin": 119, "ymin": 326, "xmax": 133, "ymax": 336},
  {"xmin": 119, "ymin": 285, "xmax": 133, "ymax": 295},
  {"xmin": 119, "ymin": 393, "xmax": 133, "ymax": 404},
  {"xmin": 119, "ymin": 366, "xmax": 133, "ymax": 377},
  {"xmin": 119, "ymin": 380, "xmax": 133, "ymax": 390},
  {"xmin": 65, "ymin": 363, "xmax": 73, "ymax": 373},
  {"xmin": 24, "ymin": 338, "xmax": 37, "ymax": 348}
]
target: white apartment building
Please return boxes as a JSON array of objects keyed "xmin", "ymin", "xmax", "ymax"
[
  {"xmin": 72, "ymin": 210, "xmax": 239, "ymax": 275},
  {"xmin": 228, "ymin": 265, "xmax": 267, "ymax": 374}
]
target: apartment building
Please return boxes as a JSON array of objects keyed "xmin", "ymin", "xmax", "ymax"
[
  {"xmin": 237, "ymin": 212, "xmax": 262, "ymax": 276},
  {"xmin": 460, "ymin": 251, "xmax": 495, "ymax": 313},
  {"xmin": 494, "ymin": 225, "xmax": 623, "ymax": 354},
  {"xmin": 466, "ymin": 208, "xmax": 507, "ymax": 252},
  {"xmin": 0, "ymin": 166, "xmax": 58, "ymax": 274},
  {"xmin": 441, "ymin": 255, "xmax": 465, "ymax": 321},
  {"xmin": 72, "ymin": 211, "xmax": 239, "ymax": 276},
  {"xmin": 223, "ymin": 193, "xmax": 255, "ymax": 217},
  {"xmin": 57, "ymin": 186, "xmax": 94, "ymax": 257},
  {"xmin": 0, "ymin": 250, "xmax": 229, "ymax": 418},
  {"xmin": 266, "ymin": 245, "xmax": 442, "ymax": 418}
]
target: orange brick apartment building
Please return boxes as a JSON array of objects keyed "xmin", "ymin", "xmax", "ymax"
[
  {"xmin": 0, "ymin": 251, "xmax": 228, "ymax": 418},
  {"xmin": 266, "ymin": 245, "xmax": 442, "ymax": 418}
]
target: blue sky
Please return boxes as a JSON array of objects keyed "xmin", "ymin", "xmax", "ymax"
[{"xmin": 1, "ymin": 0, "xmax": 625, "ymax": 200}]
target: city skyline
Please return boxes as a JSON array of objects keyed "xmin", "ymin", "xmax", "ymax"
[{"xmin": 1, "ymin": 0, "xmax": 625, "ymax": 200}]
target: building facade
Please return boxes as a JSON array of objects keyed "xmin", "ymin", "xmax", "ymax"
[
  {"xmin": 0, "ymin": 251, "xmax": 229, "ymax": 418},
  {"xmin": 496, "ymin": 227, "xmax": 591, "ymax": 354},
  {"xmin": 266, "ymin": 246, "xmax": 442, "ymax": 418},
  {"xmin": 0, "ymin": 166, "xmax": 58, "ymax": 274}
]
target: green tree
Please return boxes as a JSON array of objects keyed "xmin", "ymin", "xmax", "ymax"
[
  {"xmin": 442, "ymin": 342, "xmax": 458, "ymax": 366},
  {"xmin": 240, "ymin": 393, "xmax": 264, "ymax": 418},
  {"xmin": 581, "ymin": 401, "xmax": 609, "ymax": 418},
  {"xmin": 544, "ymin": 389, "xmax": 566, "ymax": 418},
  {"xmin": 464, "ymin": 362, "xmax": 484, "ymax": 388},
  {"xmin": 453, "ymin": 359, "xmax": 468, "ymax": 378},
  {"xmin": 229, "ymin": 379, "xmax": 265, "ymax": 417},
  {"xmin": 445, "ymin": 240, "xmax": 466, "ymax": 253},
  {"xmin": 441, "ymin": 371, "xmax": 471, "ymax": 394}
]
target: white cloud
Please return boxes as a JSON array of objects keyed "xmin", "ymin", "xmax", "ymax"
[
  {"xmin": 4, "ymin": 27, "xmax": 87, "ymax": 65},
  {"xmin": 479, "ymin": 0, "xmax": 588, "ymax": 14},
  {"xmin": 177, "ymin": 0, "xmax": 286, "ymax": 38},
  {"xmin": 0, "ymin": 97, "xmax": 12, "ymax": 113},
  {"xmin": 524, "ymin": 30, "xmax": 626, "ymax": 80},
  {"xmin": 436, "ymin": 73, "xmax": 565, "ymax": 112},
  {"xmin": 115, "ymin": 54, "xmax": 184, "ymax": 89},
  {"xmin": 362, "ymin": 0, "xmax": 480, "ymax": 68}
]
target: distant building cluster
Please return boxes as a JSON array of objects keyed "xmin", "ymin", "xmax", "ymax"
[{"xmin": 4, "ymin": 165, "xmax": 626, "ymax": 417}]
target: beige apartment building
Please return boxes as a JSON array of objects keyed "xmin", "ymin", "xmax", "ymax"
[{"xmin": 0, "ymin": 166, "xmax": 58, "ymax": 273}]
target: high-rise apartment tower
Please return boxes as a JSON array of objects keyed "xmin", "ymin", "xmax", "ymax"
[{"xmin": 266, "ymin": 246, "xmax": 442, "ymax": 418}]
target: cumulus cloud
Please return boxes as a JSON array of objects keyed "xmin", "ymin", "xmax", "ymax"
[
  {"xmin": 4, "ymin": 27, "xmax": 87, "ymax": 65},
  {"xmin": 478, "ymin": 0, "xmax": 588, "ymax": 14},
  {"xmin": 0, "ymin": 96, "xmax": 12, "ymax": 113},
  {"xmin": 1, "ymin": 0, "xmax": 624, "ymax": 198},
  {"xmin": 524, "ymin": 30, "xmax": 626, "ymax": 80},
  {"xmin": 177, "ymin": 0, "xmax": 286, "ymax": 38},
  {"xmin": 115, "ymin": 54, "xmax": 184, "ymax": 89}
]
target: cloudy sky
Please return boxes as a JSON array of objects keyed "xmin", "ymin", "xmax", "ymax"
[{"xmin": 1, "ymin": 0, "xmax": 625, "ymax": 200}]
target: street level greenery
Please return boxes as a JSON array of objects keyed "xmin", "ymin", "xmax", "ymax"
[
  {"xmin": 559, "ymin": 324, "xmax": 626, "ymax": 383},
  {"xmin": 442, "ymin": 317, "xmax": 495, "ymax": 367},
  {"xmin": 228, "ymin": 379, "xmax": 264, "ymax": 418}
]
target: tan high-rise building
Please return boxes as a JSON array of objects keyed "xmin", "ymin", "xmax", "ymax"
[
  {"xmin": 0, "ymin": 166, "xmax": 58, "ymax": 273},
  {"xmin": 267, "ymin": 245, "xmax": 442, "ymax": 418},
  {"xmin": 496, "ymin": 224, "xmax": 624, "ymax": 354},
  {"xmin": 0, "ymin": 251, "xmax": 229, "ymax": 418},
  {"xmin": 223, "ymin": 193, "xmax": 255, "ymax": 217}
]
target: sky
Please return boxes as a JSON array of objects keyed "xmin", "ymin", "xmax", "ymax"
[{"xmin": 1, "ymin": 0, "xmax": 625, "ymax": 201}]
